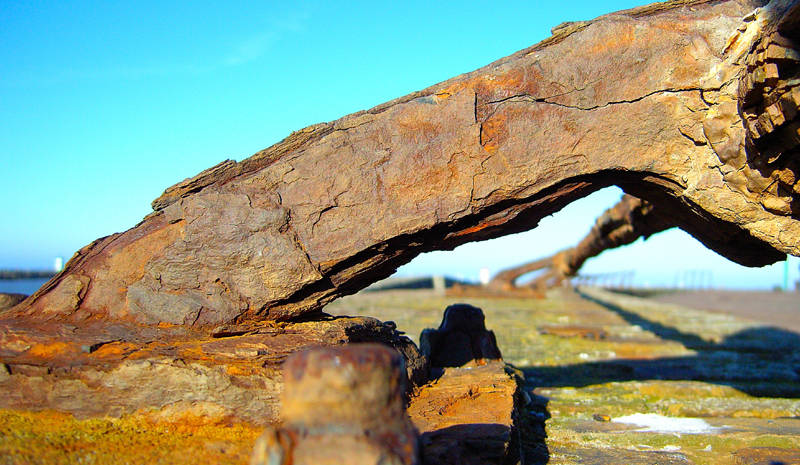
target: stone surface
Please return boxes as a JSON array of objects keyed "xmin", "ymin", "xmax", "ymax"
[
  {"xmin": 251, "ymin": 344, "xmax": 419, "ymax": 465},
  {"xmin": 407, "ymin": 361, "xmax": 522, "ymax": 465},
  {"xmin": 0, "ymin": 293, "xmax": 26, "ymax": 311},
  {"xmin": 651, "ymin": 289, "xmax": 800, "ymax": 333},
  {"xmin": 5, "ymin": 0, "xmax": 800, "ymax": 329},
  {"xmin": 0, "ymin": 315, "xmax": 424, "ymax": 426},
  {"xmin": 420, "ymin": 303, "xmax": 502, "ymax": 367},
  {"xmin": 731, "ymin": 447, "xmax": 800, "ymax": 464}
]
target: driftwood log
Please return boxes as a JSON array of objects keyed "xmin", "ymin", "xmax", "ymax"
[
  {"xmin": 487, "ymin": 194, "xmax": 673, "ymax": 291},
  {"xmin": 7, "ymin": 0, "xmax": 800, "ymax": 330},
  {"xmin": 0, "ymin": 0, "xmax": 799, "ymax": 428}
]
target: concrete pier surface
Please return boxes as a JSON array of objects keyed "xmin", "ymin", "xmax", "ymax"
[{"xmin": 328, "ymin": 287, "xmax": 800, "ymax": 465}]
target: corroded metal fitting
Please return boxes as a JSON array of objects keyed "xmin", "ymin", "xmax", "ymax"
[
  {"xmin": 252, "ymin": 343, "xmax": 419, "ymax": 465},
  {"xmin": 420, "ymin": 304, "xmax": 502, "ymax": 368}
]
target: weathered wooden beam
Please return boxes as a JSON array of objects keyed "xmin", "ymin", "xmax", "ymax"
[
  {"xmin": 488, "ymin": 195, "xmax": 672, "ymax": 291},
  {"xmin": 5, "ymin": 0, "xmax": 799, "ymax": 332}
]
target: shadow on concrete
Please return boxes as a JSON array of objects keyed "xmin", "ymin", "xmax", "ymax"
[
  {"xmin": 509, "ymin": 290, "xmax": 800, "ymax": 463},
  {"xmin": 419, "ymin": 423, "xmax": 520, "ymax": 465},
  {"xmin": 521, "ymin": 290, "xmax": 800, "ymax": 398},
  {"xmin": 516, "ymin": 392, "xmax": 551, "ymax": 465}
]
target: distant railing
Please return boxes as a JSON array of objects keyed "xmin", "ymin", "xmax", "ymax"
[
  {"xmin": 571, "ymin": 270, "xmax": 636, "ymax": 290},
  {"xmin": 572, "ymin": 269, "xmax": 716, "ymax": 291},
  {"xmin": 363, "ymin": 275, "xmax": 470, "ymax": 294}
]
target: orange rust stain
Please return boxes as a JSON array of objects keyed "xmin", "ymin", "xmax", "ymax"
[
  {"xmin": 0, "ymin": 408, "xmax": 262, "ymax": 465},
  {"xmin": 450, "ymin": 207, "xmax": 520, "ymax": 239},
  {"xmin": 26, "ymin": 341, "xmax": 76, "ymax": 358},
  {"xmin": 453, "ymin": 224, "xmax": 487, "ymax": 237},
  {"xmin": 451, "ymin": 222, "xmax": 492, "ymax": 238},
  {"xmin": 178, "ymin": 345, "xmax": 210, "ymax": 361},
  {"xmin": 225, "ymin": 364, "xmax": 259, "ymax": 377},
  {"xmin": 723, "ymin": 31, "xmax": 741, "ymax": 55},
  {"xmin": 436, "ymin": 81, "xmax": 470, "ymax": 100},
  {"xmin": 434, "ymin": 91, "xmax": 452, "ymax": 102},
  {"xmin": 124, "ymin": 348, "xmax": 157, "ymax": 360},
  {"xmin": 587, "ymin": 24, "xmax": 636, "ymax": 55},
  {"xmin": 475, "ymin": 68, "xmax": 526, "ymax": 99},
  {"xmin": 90, "ymin": 342, "xmax": 138, "ymax": 359},
  {"xmin": 480, "ymin": 112, "xmax": 508, "ymax": 154},
  {"xmin": 482, "ymin": 143, "xmax": 499, "ymax": 154}
]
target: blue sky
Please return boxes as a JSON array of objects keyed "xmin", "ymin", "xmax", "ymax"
[{"xmin": 1, "ymin": 1, "xmax": 796, "ymax": 289}]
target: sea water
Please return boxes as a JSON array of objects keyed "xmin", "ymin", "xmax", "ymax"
[{"xmin": 0, "ymin": 278, "xmax": 50, "ymax": 295}]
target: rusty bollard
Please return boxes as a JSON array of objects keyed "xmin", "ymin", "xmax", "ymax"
[
  {"xmin": 420, "ymin": 304, "xmax": 502, "ymax": 368},
  {"xmin": 251, "ymin": 343, "xmax": 419, "ymax": 465}
]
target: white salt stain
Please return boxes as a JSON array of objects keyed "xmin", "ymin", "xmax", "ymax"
[{"xmin": 612, "ymin": 413, "xmax": 725, "ymax": 434}]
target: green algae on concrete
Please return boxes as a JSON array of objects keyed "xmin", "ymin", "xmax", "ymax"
[
  {"xmin": 328, "ymin": 286, "xmax": 800, "ymax": 465},
  {"xmin": 3, "ymin": 286, "xmax": 799, "ymax": 464},
  {"xmin": 0, "ymin": 409, "xmax": 261, "ymax": 465}
]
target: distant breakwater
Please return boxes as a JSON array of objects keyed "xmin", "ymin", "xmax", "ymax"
[{"xmin": 0, "ymin": 270, "xmax": 56, "ymax": 280}]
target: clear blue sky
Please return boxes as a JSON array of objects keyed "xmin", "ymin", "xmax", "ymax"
[{"xmin": 1, "ymin": 1, "xmax": 796, "ymax": 290}]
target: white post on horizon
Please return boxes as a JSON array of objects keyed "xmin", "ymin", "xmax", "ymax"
[
  {"xmin": 54, "ymin": 257, "xmax": 64, "ymax": 272},
  {"xmin": 432, "ymin": 275, "xmax": 446, "ymax": 296},
  {"xmin": 478, "ymin": 267, "xmax": 491, "ymax": 286}
]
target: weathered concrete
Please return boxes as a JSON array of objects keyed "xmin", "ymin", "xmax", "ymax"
[
  {"xmin": 2, "ymin": 287, "xmax": 798, "ymax": 463},
  {"xmin": 327, "ymin": 287, "xmax": 800, "ymax": 465}
]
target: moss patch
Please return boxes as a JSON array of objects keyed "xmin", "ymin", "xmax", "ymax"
[{"xmin": 0, "ymin": 409, "xmax": 261, "ymax": 465}]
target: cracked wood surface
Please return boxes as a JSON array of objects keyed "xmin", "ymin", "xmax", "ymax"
[{"xmin": 4, "ymin": 0, "xmax": 800, "ymax": 333}]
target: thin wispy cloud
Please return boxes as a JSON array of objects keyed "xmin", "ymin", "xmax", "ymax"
[
  {"xmin": 224, "ymin": 32, "xmax": 277, "ymax": 66},
  {"xmin": 2, "ymin": 8, "xmax": 312, "ymax": 88},
  {"xmin": 223, "ymin": 9, "xmax": 310, "ymax": 67}
]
